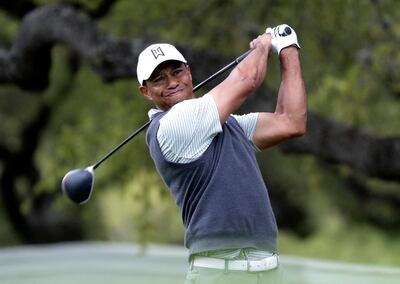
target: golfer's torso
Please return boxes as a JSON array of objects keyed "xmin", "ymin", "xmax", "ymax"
[{"xmin": 147, "ymin": 109, "xmax": 278, "ymax": 254}]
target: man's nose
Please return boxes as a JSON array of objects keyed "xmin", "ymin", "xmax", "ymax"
[{"xmin": 166, "ymin": 75, "xmax": 179, "ymax": 88}]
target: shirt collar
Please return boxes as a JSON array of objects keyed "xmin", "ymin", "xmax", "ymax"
[{"xmin": 148, "ymin": 108, "xmax": 163, "ymax": 119}]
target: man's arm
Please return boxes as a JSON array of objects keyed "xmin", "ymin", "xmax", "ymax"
[
  {"xmin": 208, "ymin": 24, "xmax": 306, "ymax": 151},
  {"xmin": 208, "ymin": 33, "xmax": 272, "ymax": 124},
  {"xmin": 253, "ymin": 47, "xmax": 307, "ymax": 150}
]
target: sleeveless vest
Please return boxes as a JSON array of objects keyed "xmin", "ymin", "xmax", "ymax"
[{"xmin": 146, "ymin": 112, "xmax": 278, "ymax": 254}]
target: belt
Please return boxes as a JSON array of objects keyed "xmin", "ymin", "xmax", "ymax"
[{"xmin": 192, "ymin": 254, "xmax": 279, "ymax": 272}]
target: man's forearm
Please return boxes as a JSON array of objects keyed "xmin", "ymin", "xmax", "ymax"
[
  {"xmin": 276, "ymin": 47, "xmax": 307, "ymax": 133},
  {"xmin": 210, "ymin": 33, "xmax": 272, "ymax": 123}
]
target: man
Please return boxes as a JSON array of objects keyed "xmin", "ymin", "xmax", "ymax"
[{"xmin": 137, "ymin": 24, "xmax": 306, "ymax": 284}]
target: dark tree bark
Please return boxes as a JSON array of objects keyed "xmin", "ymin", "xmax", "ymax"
[
  {"xmin": 279, "ymin": 113, "xmax": 400, "ymax": 181},
  {"xmin": 0, "ymin": 102, "xmax": 84, "ymax": 243},
  {"xmin": 0, "ymin": 4, "xmax": 124, "ymax": 90},
  {"xmin": 240, "ymin": 89, "xmax": 400, "ymax": 182},
  {"xmin": 0, "ymin": 0, "xmax": 36, "ymax": 18},
  {"xmin": 343, "ymin": 173, "xmax": 400, "ymax": 228},
  {"xmin": 0, "ymin": 0, "xmax": 117, "ymax": 19},
  {"xmin": 0, "ymin": 4, "xmax": 228, "ymax": 91}
]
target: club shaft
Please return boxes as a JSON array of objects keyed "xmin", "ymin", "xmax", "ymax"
[
  {"xmin": 92, "ymin": 49, "xmax": 252, "ymax": 170},
  {"xmin": 92, "ymin": 120, "xmax": 150, "ymax": 169}
]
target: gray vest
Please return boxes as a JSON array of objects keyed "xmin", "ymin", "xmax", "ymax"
[{"xmin": 146, "ymin": 112, "xmax": 278, "ymax": 254}]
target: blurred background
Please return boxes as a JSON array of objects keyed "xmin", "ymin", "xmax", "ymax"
[{"xmin": 0, "ymin": 0, "xmax": 399, "ymax": 279}]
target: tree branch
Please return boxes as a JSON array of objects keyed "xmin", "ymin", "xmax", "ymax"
[
  {"xmin": 239, "ymin": 88, "xmax": 400, "ymax": 182},
  {"xmin": 0, "ymin": 4, "xmax": 225, "ymax": 91},
  {"xmin": 279, "ymin": 113, "xmax": 400, "ymax": 181}
]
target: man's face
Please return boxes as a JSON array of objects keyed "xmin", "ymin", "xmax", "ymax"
[{"xmin": 139, "ymin": 60, "xmax": 194, "ymax": 111}]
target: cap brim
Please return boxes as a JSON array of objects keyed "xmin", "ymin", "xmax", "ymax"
[{"xmin": 140, "ymin": 58, "xmax": 186, "ymax": 85}]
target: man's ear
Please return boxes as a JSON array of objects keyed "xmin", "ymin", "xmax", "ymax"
[
  {"xmin": 186, "ymin": 65, "xmax": 192, "ymax": 81},
  {"xmin": 139, "ymin": 85, "xmax": 152, "ymax": 101}
]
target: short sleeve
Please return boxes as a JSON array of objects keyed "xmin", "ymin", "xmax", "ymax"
[{"xmin": 157, "ymin": 94, "xmax": 222, "ymax": 163}]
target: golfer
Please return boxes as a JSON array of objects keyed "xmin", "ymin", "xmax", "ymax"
[{"xmin": 137, "ymin": 24, "xmax": 306, "ymax": 284}]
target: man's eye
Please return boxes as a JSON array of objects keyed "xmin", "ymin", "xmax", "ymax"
[
  {"xmin": 153, "ymin": 76, "xmax": 164, "ymax": 82},
  {"xmin": 173, "ymin": 69, "xmax": 183, "ymax": 75}
]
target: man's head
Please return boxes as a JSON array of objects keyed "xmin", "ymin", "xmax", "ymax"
[
  {"xmin": 137, "ymin": 43, "xmax": 194, "ymax": 111},
  {"xmin": 137, "ymin": 43, "xmax": 187, "ymax": 86}
]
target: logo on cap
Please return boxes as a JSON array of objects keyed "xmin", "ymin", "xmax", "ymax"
[{"xmin": 151, "ymin": 47, "xmax": 165, "ymax": 59}]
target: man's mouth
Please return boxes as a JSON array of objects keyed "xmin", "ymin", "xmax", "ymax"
[{"xmin": 163, "ymin": 89, "xmax": 183, "ymax": 97}]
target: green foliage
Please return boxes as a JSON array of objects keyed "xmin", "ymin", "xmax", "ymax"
[
  {"xmin": 0, "ymin": 11, "xmax": 19, "ymax": 43},
  {"xmin": 280, "ymin": 223, "xmax": 400, "ymax": 266},
  {"xmin": 95, "ymin": 170, "xmax": 183, "ymax": 245}
]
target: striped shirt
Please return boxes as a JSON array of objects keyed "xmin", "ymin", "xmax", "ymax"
[{"xmin": 148, "ymin": 94, "xmax": 259, "ymax": 163}]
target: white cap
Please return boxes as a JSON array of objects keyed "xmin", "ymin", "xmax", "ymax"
[{"xmin": 136, "ymin": 43, "xmax": 187, "ymax": 85}]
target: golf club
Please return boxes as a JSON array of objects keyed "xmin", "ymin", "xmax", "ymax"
[{"xmin": 61, "ymin": 49, "xmax": 252, "ymax": 204}]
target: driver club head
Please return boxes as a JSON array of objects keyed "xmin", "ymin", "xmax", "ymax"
[{"xmin": 61, "ymin": 166, "xmax": 94, "ymax": 204}]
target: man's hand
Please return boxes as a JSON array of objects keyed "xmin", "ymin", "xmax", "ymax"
[
  {"xmin": 265, "ymin": 24, "xmax": 300, "ymax": 55},
  {"xmin": 249, "ymin": 32, "xmax": 272, "ymax": 54}
]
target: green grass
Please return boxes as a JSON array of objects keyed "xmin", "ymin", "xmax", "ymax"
[{"xmin": 0, "ymin": 242, "xmax": 399, "ymax": 284}]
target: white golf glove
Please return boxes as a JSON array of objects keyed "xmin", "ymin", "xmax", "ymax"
[{"xmin": 265, "ymin": 24, "xmax": 300, "ymax": 55}]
